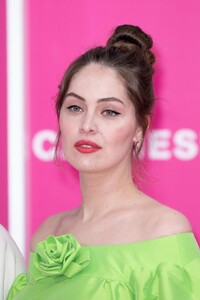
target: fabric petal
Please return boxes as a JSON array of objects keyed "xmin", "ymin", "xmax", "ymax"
[
  {"xmin": 6, "ymin": 274, "xmax": 28, "ymax": 300},
  {"xmin": 64, "ymin": 250, "xmax": 90, "ymax": 278}
]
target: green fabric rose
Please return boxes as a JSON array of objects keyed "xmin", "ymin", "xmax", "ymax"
[{"xmin": 31, "ymin": 234, "xmax": 90, "ymax": 280}]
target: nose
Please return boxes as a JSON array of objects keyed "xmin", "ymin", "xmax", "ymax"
[{"xmin": 79, "ymin": 112, "xmax": 99, "ymax": 135}]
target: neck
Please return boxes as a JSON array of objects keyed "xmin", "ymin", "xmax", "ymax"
[{"xmin": 78, "ymin": 164, "xmax": 140, "ymax": 221}]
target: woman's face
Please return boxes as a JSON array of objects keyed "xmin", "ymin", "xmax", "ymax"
[{"xmin": 59, "ymin": 63, "xmax": 141, "ymax": 174}]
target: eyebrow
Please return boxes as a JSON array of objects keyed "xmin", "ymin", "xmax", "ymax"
[{"xmin": 65, "ymin": 92, "xmax": 125, "ymax": 106}]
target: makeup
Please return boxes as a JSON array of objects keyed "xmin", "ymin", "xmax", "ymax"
[{"xmin": 74, "ymin": 140, "xmax": 102, "ymax": 154}]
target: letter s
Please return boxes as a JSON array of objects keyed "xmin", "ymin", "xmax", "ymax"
[{"xmin": 173, "ymin": 129, "xmax": 198, "ymax": 160}]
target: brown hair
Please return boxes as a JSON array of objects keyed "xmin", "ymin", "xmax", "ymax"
[{"xmin": 55, "ymin": 24, "xmax": 155, "ymax": 158}]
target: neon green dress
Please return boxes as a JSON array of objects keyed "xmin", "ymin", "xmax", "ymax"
[{"xmin": 7, "ymin": 232, "xmax": 200, "ymax": 299}]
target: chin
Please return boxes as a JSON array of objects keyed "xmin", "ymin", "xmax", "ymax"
[
  {"xmin": 73, "ymin": 164, "xmax": 102, "ymax": 174},
  {"xmin": 65, "ymin": 157, "xmax": 99, "ymax": 173}
]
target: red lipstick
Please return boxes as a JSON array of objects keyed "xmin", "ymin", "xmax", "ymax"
[{"xmin": 74, "ymin": 140, "xmax": 102, "ymax": 154}]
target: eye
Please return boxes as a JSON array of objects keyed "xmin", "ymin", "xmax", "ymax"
[
  {"xmin": 102, "ymin": 109, "xmax": 121, "ymax": 117},
  {"xmin": 66, "ymin": 105, "xmax": 83, "ymax": 112}
]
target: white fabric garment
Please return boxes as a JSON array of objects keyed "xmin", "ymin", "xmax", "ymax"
[{"xmin": 0, "ymin": 225, "xmax": 26, "ymax": 300}]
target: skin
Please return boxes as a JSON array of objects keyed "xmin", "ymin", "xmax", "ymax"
[{"xmin": 31, "ymin": 63, "xmax": 192, "ymax": 251}]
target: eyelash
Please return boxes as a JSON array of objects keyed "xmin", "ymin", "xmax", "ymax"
[
  {"xmin": 66, "ymin": 105, "xmax": 121, "ymax": 117},
  {"xmin": 102, "ymin": 110, "xmax": 121, "ymax": 117},
  {"xmin": 67, "ymin": 105, "xmax": 83, "ymax": 112}
]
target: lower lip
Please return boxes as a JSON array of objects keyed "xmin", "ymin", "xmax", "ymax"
[{"xmin": 75, "ymin": 146, "xmax": 101, "ymax": 154}]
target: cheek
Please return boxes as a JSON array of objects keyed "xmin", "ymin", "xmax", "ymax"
[
  {"xmin": 59, "ymin": 118, "xmax": 75, "ymax": 142},
  {"xmin": 107, "ymin": 122, "xmax": 136, "ymax": 146},
  {"xmin": 59, "ymin": 121, "xmax": 75, "ymax": 160}
]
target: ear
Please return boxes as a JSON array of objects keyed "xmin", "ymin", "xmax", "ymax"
[
  {"xmin": 133, "ymin": 115, "xmax": 150, "ymax": 143},
  {"xmin": 146, "ymin": 115, "xmax": 151, "ymax": 131},
  {"xmin": 133, "ymin": 126, "xmax": 143, "ymax": 144}
]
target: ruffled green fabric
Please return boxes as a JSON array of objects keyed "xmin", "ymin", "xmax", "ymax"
[
  {"xmin": 7, "ymin": 234, "xmax": 90, "ymax": 299},
  {"xmin": 7, "ymin": 232, "xmax": 200, "ymax": 300},
  {"xmin": 128, "ymin": 260, "xmax": 200, "ymax": 299},
  {"xmin": 6, "ymin": 274, "xmax": 28, "ymax": 300}
]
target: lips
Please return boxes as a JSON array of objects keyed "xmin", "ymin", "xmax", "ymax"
[{"xmin": 74, "ymin": 140, "xmax": 102, "ymax": 154}]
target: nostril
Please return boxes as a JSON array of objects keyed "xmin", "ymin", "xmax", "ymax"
[{"xmin": 79, "ymin": 128, "xmax": 97, "ymax": 134}]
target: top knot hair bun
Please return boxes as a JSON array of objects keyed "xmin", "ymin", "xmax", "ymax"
[{"xmin": 106, "ymin": 24, "xmax": 155, "ymax": 66}]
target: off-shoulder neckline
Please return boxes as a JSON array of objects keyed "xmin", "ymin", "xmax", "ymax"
[
  {"xmin": 31, "ymin": 231, "xmax": 194, "ymax": 253},
  {"xmin": 81, "ymin": 232, "xmax": 194, "ymax": 247}
]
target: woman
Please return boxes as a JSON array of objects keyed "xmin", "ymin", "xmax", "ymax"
[{"xmin": 7, "ymin": 24, "xmax": 200, "ymax": 299}]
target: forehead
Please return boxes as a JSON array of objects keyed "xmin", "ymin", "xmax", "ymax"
[{"xmin": 67, "ymin": 63, "xmax": 129, "ymax": 100}]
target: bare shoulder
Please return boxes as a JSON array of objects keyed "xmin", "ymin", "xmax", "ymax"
[
  {"xmin": 134, "ymin": 193, "xmax": 192, "ymax": 238},
  {"xmin": 30, "ymin": 213, "xmax": 62, "ymax": 252},
  {"xmin": 152, "ymin": 203, "xmax": 192, "ymax": 237},
  {"xmin": 30, "ymin": 209, "xmax": 77, "ymax": 252}
]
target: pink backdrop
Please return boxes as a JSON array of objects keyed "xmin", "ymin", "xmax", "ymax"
[{"xmin": 1, "ymin": 1, "xmax": 199, "ymax": 250}]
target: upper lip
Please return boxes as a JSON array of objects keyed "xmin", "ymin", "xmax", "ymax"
[{"xmin": 74, "ymin": 140, "xmax": 101, "ymax": 148}]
